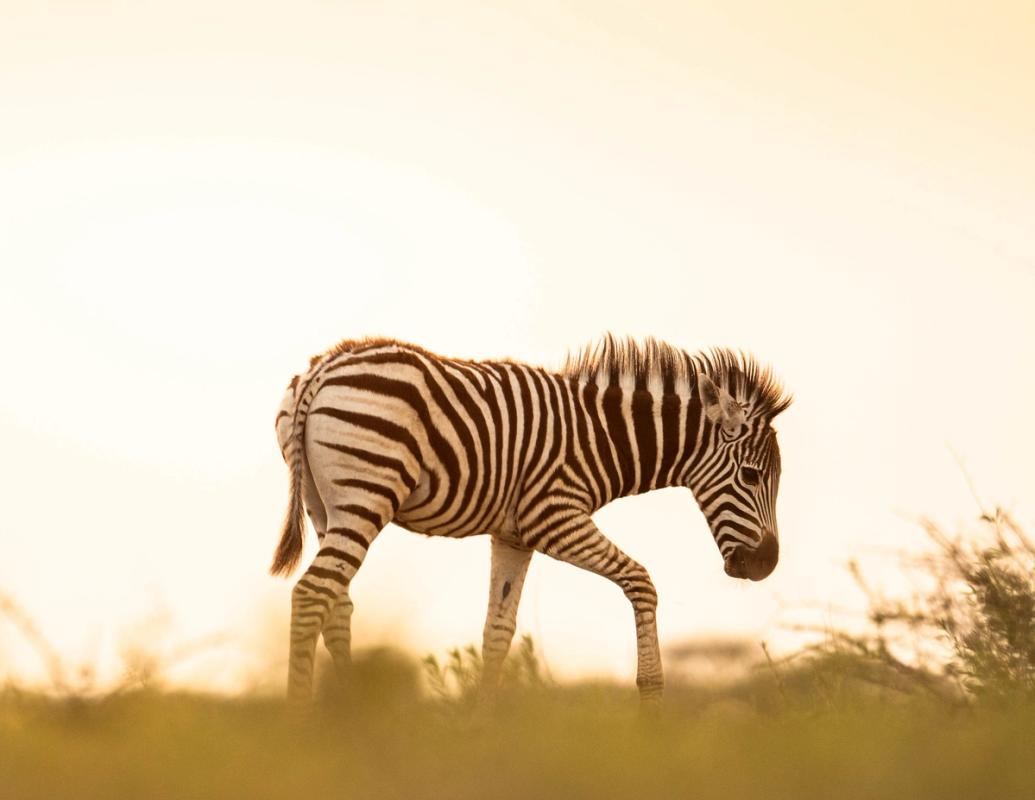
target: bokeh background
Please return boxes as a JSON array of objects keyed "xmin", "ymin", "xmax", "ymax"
[{"xmin": 2, "ymin": 0, "xmax": 1033, "ymax": 691}]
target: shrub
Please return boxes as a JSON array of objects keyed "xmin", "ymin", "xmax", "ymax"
[{"xmin": 807, "ymin": 508, "xmax": 1035, "ymax": 703}]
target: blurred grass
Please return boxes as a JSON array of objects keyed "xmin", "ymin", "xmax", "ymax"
[
  {"xmin": 3, "ymin": 665, "xmax": 1035, "ymax": 800},
  {"xmin": 3, "ymin": 507, "xmax": 1035, "ymax": 799}
]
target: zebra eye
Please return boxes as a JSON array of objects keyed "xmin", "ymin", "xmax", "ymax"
[{"xmin": 740, "ymin": 466, "xmax": 760, "ymax": 486}]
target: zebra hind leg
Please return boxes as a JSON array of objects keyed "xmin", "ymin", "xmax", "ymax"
[
  {"xmin": 287, "ymin": 491, "xmax": 396, "ymax": 705},
  {"xmin": 322, "ymin": 593, "xmax": 355, "ymax": 681},
  {"xmin": 479, "ymin": 536, "xmax": 533, "ymax": 698}
]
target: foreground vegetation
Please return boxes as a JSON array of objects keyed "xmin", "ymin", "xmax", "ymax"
[
  {"xmin": 2, "ymin": 509, "xmax": 1033, "ymax": 799},
  {"xmin": 3, "ymin": 664, "xmax": 1035, "ymax": 800}
]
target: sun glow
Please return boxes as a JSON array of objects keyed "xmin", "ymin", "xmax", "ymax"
[{"xmin": 1, "ymin": 0, "xmax": 1033, "ymax": 692}]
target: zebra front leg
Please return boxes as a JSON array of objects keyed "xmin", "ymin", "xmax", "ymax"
[
  {"xmin": 480, "ymin": 536, "xmax": 533, "ymax": 695},
  {"xmin": 525, "ymin": 511, "xmax": 663, "ymax": 705}
]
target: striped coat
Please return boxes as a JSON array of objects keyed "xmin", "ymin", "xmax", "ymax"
[{"xmin": 273, "ymin": 336, "xmax": 790, "ymax": 703}]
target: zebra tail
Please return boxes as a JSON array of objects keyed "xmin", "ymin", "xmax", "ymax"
[
  {"xmin": 270, "ymin": 344, "xmax": 352, "ymax": 577},
  {"xmin": 270, "ymin": 365, "xmax": 323, "ymax": 577},
  {"xmin": 270, "ymin": 436, "xmax": 306, "ymax": 577}
]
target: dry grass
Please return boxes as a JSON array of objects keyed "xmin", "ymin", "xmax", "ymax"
[
  {"xmin": 3, "ymin": 663, "xmax": 1035, "ymax": 800},
  {"xmin": 2, "ymin": 508, "xmax": 1034, "ymax": 799}
]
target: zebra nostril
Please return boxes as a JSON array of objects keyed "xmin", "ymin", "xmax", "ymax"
[
  {"xmin": 723, "ymin": 534, "xmax": 778, "ymax": 581},
  {"xmin": 723, "ymin": 551, "xmax": 747, "ymax": 578},
  {"xmin": 745, "ymin": 532, "xmax": 779, "ymax": 581}
]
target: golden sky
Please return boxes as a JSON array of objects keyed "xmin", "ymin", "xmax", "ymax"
[{"xmin": 1, "ymin": 1, "xmax": 1033, "ymax": 690}]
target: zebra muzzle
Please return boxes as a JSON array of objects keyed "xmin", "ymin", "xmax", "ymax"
[{"xmin": 723, "ymin": 531, "xmax": 779, "ymax": 581}]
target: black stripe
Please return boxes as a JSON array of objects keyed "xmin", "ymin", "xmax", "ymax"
[
  {"xmin": 656, "ymin": 394, "xmax": 681, "ymax": 488},
  {"xmin": 536, "ymin": 516, "xmax": 587, "ymax": 553},
  {"xmin": 678, "ymin": 396, "xmax": 707, "ymax": 480},
  {"xmin": 511, "ymin": 367, "xmax": 536, "ymax": 491},
  {"xmin": 333, "ymin": 503, "xmax": 384, "ymax": 528},
  {"xmin": 631, "ymin": 388, "xmax": 657, "ymax": 494},
  {"xmin": 492, "ymin": 364, "xmax": 522, "ymax": 517},
  {"xmin": 569, "ymin": 378, "xmax": 604, "ymax": 508},
  {"xmin": 551, "ymin": 486, "xmax": 592, "ymax": 505},
  {"xmin": 296, "ymin": 579, "xmax": 337, "ymax": 598},
  {"xmin": 583, "ymin": 382, "xmax": 621, "ymax": 501},
  {"xmin": 438, "ymin": 362, "xmax": 497, "ymax": 533},
  {"xmin": 521, "ymin": 370, "xmax": 550, "ymax": 493},
  {"xmin": 524, "ymin": 373, "xmax": 565, "ymax": 494},
  {"xmin": 561, "ymin": 531, "xmax": 603, "ymax": 561},
  {"xmin": 307, "ymin": 565, "xmax": 352, "ymax": 586},
  {"xmin": 338, "ymin": 353, "xmax": 469, "ymax": 520},
  {"xmin": 325, "ymin": 525, "xmax": 369, "ymax": 548},
  {"xmin": 524, "ymin": 505, "xmax": 581, "ymax": 547},
  {"xmin": 314, "ymin": 440, "xmax": 417, "ymax": 491},
  {"xmin": 471, "ymin": 365, "xmax": 506, "ymax": 531},
  {"xmin": 698, "ymin": 471, "xmax": 740, "ymax": 508},
  {"xmin": 712, "ymin": 518, "xmax": 761, "ymax": 541},
  {"xmin": 311, "ymin": 407, "xmax": 422, "ymax": 465},
  {"xmin": 601, "ymin": 386, "xmax": 634, "ymax": 496},
  {"xmin": 317, "ymin": 547, "xmax": 363, "ymax": 569},
  {"xmin": 703, "ymin": 500, "xmax": 755, "ymax": 522},
  {"xmin": 331, "ymin": 478, "xmax": 401, "ymax": 513},
  {"xmin": 417, "ymin": 359, "xmax": 480, "ymax": 523}
]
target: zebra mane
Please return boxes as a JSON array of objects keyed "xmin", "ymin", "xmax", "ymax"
[
  {"xmin": 562, "ymin": 335, "xmax": 792, "ymax": 418},
  {"xmin": 309, "ymin": 334, "xmax": 791, "ymax": 417}
]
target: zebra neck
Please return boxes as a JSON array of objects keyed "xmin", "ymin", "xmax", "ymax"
[{"xmin": 572, "ymin": 382, "xmax": 703, "ymax": 507}]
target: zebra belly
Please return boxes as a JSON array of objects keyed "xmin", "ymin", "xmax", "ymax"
[{"xmin": 393, "ymin": 469, "xmax": 509, "ymax": 537}]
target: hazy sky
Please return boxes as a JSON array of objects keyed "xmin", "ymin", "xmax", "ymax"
[{"xmin": 2, "ymin": 1, "xmax": 1033, "ymax": 691}]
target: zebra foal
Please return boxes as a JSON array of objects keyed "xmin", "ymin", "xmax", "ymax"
[{"xmin": 272, "ymin": 336, "xmax": 791, "ymax": 704}]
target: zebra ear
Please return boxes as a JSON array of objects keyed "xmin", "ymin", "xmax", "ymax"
[{"xmin": 698, "ymin": 374, "xmax": 746, "ymax": 436}]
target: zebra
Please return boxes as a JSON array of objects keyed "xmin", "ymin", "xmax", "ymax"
[{"xmin": 272, "ymin": 335, "xmax": 791, "ymax": 704}]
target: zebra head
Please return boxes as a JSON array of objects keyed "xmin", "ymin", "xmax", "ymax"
[{"xmin": 690, "ymin": 372, "xmax": 785, "ymax": 582}]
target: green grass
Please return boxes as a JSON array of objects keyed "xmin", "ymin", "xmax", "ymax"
[
  {"xmin": 3, "ymin": 508, "xmax": 1033, "ymax": 799},
  {"xmin": 3, "ymin": 657, "xmax": 1035, "ymax": 800}
]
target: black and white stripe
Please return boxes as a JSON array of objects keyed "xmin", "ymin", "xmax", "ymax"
[{"xmin": 272, "ymin": 336, "xmax": 791, "ymax": 703}]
